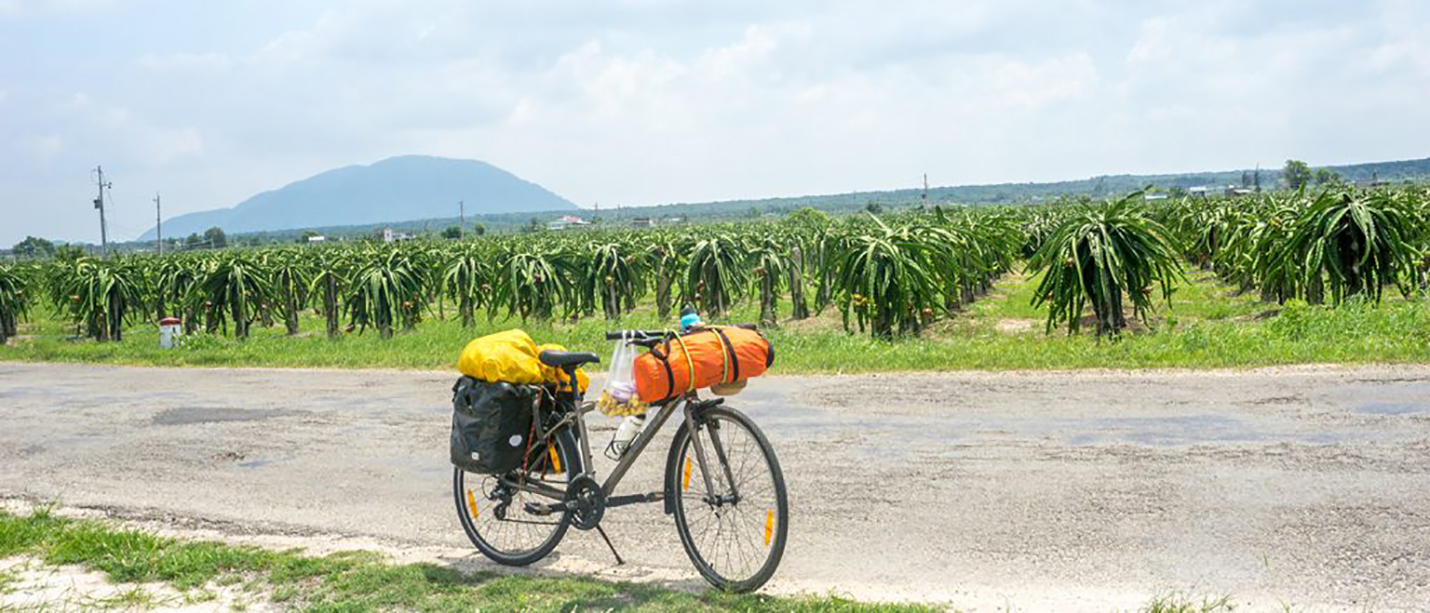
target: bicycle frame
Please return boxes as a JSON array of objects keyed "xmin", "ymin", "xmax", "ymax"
[
  {"xmin": 501, "ymin": 378, "xmax": 730, "ymax": 512},
  {"xmin": 586, "ymin": 394, "xmax": 684, "ymax": 497}
]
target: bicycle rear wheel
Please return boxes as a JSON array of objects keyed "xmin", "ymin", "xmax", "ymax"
[
  {"xmin": 454, "ymin": 426, "xmax": 579, "ymax": 566},
  {"xmin": 670, "ymin": 405, "xmax": 789, "ymax": 592}
]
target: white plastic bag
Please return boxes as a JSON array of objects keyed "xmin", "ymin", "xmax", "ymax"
[{"xmin": 596, "ymin": 333, "xmax": 649, "ymax": 417}]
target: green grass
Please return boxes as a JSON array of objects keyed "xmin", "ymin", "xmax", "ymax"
[
  {"xmin": 1141, "ymin": 592, "xmax": 1236, "ymax": 613},
  {"xmin": 0, "ymin": 508, "xmax": 930, "ymax": 612},
  {"xmin": 0, "ymin": 566, "xmax": 17, "ymax": 595},
  {"xmin": 3, "ymin": 269, "xmax": 1430, "ymax": 373}
]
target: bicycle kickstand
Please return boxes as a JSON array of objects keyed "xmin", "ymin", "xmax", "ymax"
[{"xmin": 594, "ymin": 524, "xmax": 625, "ymax": 566}]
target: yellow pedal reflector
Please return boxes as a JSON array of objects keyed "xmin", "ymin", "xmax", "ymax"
[
  {"xmin": 466, "ymin": 490, "xmax": 479, "ymax": 519},
  {"xmin": 764, "ymin": 510, "xmax": 774, "ymax": 546},
  {"xmin": 682, "ymin": 457, "xmax": 692, "ymax": 491},
  {"xmin": 548, "ymin": 446, "xmax": 562, "ymax": 473}
]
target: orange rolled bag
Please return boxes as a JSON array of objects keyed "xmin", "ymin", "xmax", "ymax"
[{"xmin": 632, "ymin": 326, "xmax": 774, "ymax": 403}]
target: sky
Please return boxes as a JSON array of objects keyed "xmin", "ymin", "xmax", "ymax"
[{"xmin": 2, "ymin": 0, "xmax": 1429, "ymax": 246}]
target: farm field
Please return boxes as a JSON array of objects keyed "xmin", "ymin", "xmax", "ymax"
[
  {"xmin": 3, "ymin": 266, "xmax": 1430, "ymax": 373},
  {"xmin": 4, "ymin": 186, "xmax": 1429, "ymax": 374}
]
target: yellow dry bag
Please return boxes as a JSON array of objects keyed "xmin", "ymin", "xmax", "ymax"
[{"xmin": 457, "ymin": 329, "xmax": 589, "ymax": 392}]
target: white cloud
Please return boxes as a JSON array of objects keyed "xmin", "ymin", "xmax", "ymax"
[{"xmin": 3, "ymin": 0, "xmax": 1430, "ymax": 245}]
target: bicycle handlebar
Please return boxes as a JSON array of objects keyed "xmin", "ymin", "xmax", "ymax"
[
  {"xmin": 604, "ymin": 324, "xmax": 760, "ymax": 342},
  {"xmin": 604, "ymin": 329, "xmax": 668, "ymax": 341}
]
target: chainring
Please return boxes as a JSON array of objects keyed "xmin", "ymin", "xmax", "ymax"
[{"xmin": 565, "ymin": 474, "xmax": 606, "ymax": 531}]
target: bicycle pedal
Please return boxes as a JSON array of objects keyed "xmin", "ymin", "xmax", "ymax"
[{"xmin": 523, "ymin": 502, "xmax": 555, "ymax": 516}]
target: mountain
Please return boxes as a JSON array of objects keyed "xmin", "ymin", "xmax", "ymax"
[{"xmin": 141, "ymin": 156, "xmax": 576, "ymax": 240}]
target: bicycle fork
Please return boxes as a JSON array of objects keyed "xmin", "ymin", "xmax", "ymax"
[{"xmin": 684, "ymin": 400, "xmax": 742, "ymax": 507}]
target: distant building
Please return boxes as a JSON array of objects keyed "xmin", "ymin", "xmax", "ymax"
[
  {"xmin": 1188, "ymin": 186, "xmax": 1209, "ymax": 198},
  {"xmin": 547, "ymin": 215, "xmax": 589, "ymax": 231},
  {"xmin": 382, "ymin": 228, "xmax": 413, "ymax": 243},
  {"xmin": 1358, "ymin": 172, "xmax": 1390, "ymax": 187},
  {"xmin": 631, "ymin": 217, "xmax": 654, "ymax": 228},
  {"xmin": 1144, "ymin": 193, "xmax": 1169, "ymax": 201},
  {"xmin": 1225, "ymin": 186, "xmax": 1254, "ymax": 197},
  {"xmin": 306, "ymin": 235, "xmax": 327, "ymax": 243}
]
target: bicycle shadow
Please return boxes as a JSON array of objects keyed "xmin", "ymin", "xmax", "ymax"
[{"xmin": 432, "ymin": 550, "xmax": 718, "ymax": 604}]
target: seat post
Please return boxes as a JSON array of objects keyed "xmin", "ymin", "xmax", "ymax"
[{"xmin": 562, "ymin": 365, "xmax": 580, "ymax": 396}]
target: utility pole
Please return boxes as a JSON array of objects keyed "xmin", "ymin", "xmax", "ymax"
[
  {"xmin": 93, "ymin": 166, "xmax": 112, "ymax": 255},
  {"xmin": 922, "ymin": 173, "xmax": 928, "ymax": 201},
  {"xmin": 1254, "ymin": 164, "xmax": 1262, "ymax": 193},
  {"xmin": 458, "ymin": 200, "xmax": 465, "ymax": 236},
  {"xmin": 155, "ymin": 192, "xmax": 163, "ymax": 256}
]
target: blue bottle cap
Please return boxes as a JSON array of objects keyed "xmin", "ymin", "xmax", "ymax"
[{"xmin": 680, "ymin": 312, "xmax": 702, "ymax": 331}]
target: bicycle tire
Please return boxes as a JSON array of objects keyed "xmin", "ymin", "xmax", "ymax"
[
  {"xmin": 669, "ymin": 405, "xmax": 789, "ymax": 592},
  {"xmin": 453, "ymin": 426, "xmax": 579, "ymax": 566}
]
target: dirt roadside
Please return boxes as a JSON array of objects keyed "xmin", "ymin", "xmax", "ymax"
[{"xmin": 1, "ymin": 362, "xmax": 1428, "ymax": 611}]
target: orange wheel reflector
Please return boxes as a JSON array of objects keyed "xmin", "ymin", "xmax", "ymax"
[
  {"xmin": 764, "ymin": 510, "xmax": 774, "ymax": 546},
  {"xmin": 548, "ymin": 447, "xmax": 562, "ymax": 473},
  {"xmin": 682, "ymin": 457, "xmax": 692, "ymax": 491},
  {"xmin": 466, "ymin": 490, "xmax": 479, "ymax": 519}
]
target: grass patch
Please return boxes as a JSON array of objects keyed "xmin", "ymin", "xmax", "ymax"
[
  {"xmin": 1142, "ymin": 592, "xmax": 1236, "ymax": 613},
  {"xmin": 0, "ymin": 566, "xmax": 17, "ymax": 595},
  {"xmin": 0, "ymin": 508, "xmax": 931, "ymax": 612},
  {"xmin": 3, "ymin": 270, "xmax": 1429, "ymax": 373}
]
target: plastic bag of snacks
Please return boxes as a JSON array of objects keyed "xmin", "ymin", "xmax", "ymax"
[{"xmin": 596, "ymin": 332, "xmax": 649, "ymax": 416}]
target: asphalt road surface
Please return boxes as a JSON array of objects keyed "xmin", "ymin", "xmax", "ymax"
[{"xmin": 2, "ymin": 362, "xmax": 1428, "ymax": 611}]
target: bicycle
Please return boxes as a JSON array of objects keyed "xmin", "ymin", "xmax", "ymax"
[{"xmin": 452, "ymin": 328, "xmax": 789, "ymax": 592}]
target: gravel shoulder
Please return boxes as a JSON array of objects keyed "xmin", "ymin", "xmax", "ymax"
[{"xmin": 2, "ymin": 362, "xmax": 1428, "ymax": 611}]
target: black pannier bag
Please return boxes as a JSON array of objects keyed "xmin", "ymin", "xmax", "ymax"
[{"xmin": 450, "ymin": 376, "xmax": 540, "ymax": 474}]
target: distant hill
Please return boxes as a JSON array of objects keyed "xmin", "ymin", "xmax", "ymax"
[
  {"xmin": 634, "ymin": 156, "xmax": 1430, "ymax": 213},
  {"xmin": 140, "ymin": 156, "xmax": 576, "ymax": 240},
  {"xmin": 201, "ymin": 156, "xmax": 1422, "ymax": 245},
  {"xmin": 133, "ymin": 155, "xmax": 1430, "ymax": 245}
]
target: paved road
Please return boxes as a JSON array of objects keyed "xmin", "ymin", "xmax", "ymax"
[{"xmin": 2, "ymin": 362, "xmax": 1429, "ymax": 611}]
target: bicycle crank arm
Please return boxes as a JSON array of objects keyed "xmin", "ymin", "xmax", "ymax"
[
  {"xmin": 523, "ymin": 492, "xmax": 663, "ymax": 516},
  {"xmin": 523, "ymin": 500, "xmax": 578, "ymax": 515},
  {"xmin": 605, "ymin": 492, "xmax": 663, "ymax": 508}
]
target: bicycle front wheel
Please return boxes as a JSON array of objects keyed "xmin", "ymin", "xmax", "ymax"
[{"xmin": 670, "ymin": 405, "xmax": 789, "ymax": 592}]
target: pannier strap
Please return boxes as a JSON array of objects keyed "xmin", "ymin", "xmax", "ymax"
[
  {"xmin": 672, "ymin": 334, "xmax": 696, "ymax": 393},
  {"xmin": 710, "ymin": 327, "xmax": 738, "ymax": 383},
  {"xmin": 659, "ymin": 337, "xmax": 676, "ymax": 401}
]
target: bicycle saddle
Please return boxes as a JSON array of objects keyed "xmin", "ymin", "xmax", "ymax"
[{"xmin": 539, "ymin": 350, "xmax": 600, "ymax": 368}]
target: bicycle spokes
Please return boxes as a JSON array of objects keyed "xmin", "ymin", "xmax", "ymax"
[
  {"xmin": 454, "ymin": 430, "xmax": 578, "ymax": 566},
  {"xmin": 674, "ymin": 410, "xmax": 787, "ymax": 588}
]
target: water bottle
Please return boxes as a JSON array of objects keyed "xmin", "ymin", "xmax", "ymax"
[{"xmin": 606, "ymin": 413, "xmax": 647, "ymax": 460}]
